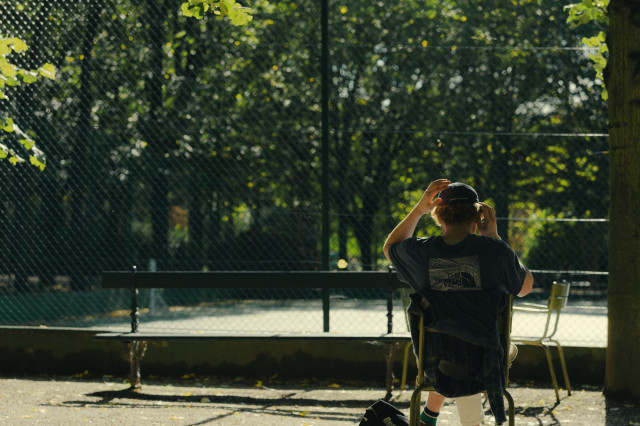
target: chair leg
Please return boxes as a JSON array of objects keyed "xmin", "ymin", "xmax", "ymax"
[
  {"xmin": 401, "ymin": 342, "xmax": 412, "ymax": 390},
  {"xmin": 552, "ymin": 340, "xmax": 572, "ymax": 396},
  {"xmin": 409, "ymin": 385, "xmax": 424, "ymax": 426},
  {"xmin": 504, "ymin": 389, "xmax": 515, "ymax": 426},
  {"xmin": 541, "ymin": 344, "xmax": 561, "ymax": 403}
]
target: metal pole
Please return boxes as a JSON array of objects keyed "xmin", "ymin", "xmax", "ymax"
[
  {"xmin": 321, "ymin": 0, "xmax": 330, "ymax": 332},
  {"xmin": 130, "ymin": 265, "xmax": 139, "ymax": 333}
]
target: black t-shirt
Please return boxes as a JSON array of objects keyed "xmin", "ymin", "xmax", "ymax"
[{"xmin": 389, "ymin": 234, "xmax": 527, "ymax": 347}]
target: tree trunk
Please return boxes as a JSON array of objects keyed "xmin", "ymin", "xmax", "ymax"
[{"xmin": 604, "ymin": 0, "xmax": 640, "ymax": 400}]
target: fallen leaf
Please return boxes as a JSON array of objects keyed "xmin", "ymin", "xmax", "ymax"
[
  {"xmin": 329, "ymin": 383, "xmax": 341, "ymax": 388},
  {"xmin": 255, "ymin": 380, "xmax": 263, "ymax": 388},
  {"xmin": 300, "ymin": 411, "xmax": 309, "ymax": 416},
  {"xmin": 183, "ymin": 392, "xmax": 192, "ymax": 397},
  {"xmin": 201, "ymin": 397, "xmax": 211, "ymax": 403}
]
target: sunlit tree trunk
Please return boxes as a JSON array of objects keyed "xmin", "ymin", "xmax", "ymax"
[{"xmin": 604, "ymin": 0, "xmax": 640, "ymax": 400}]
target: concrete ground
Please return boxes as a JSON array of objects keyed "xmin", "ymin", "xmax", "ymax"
[
  {"xmin": 1, "ymin": 374, "xmax": 638, "ymax": 425},
  {"xmin": 85, "ymin": 297, "xmax": 608, "ymax": 348}
]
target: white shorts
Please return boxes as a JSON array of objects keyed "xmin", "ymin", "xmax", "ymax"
[{"xmin": 454, "ymin": 393, "xmax": 484, "ymax": 426}]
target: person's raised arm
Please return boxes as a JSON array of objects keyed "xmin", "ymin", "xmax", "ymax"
[
  {"xmin": 383, "ymin": 179, "xmax": 451, "ymax": 262},
  {"xmin": 518, "ymin": 267, "xmax": 534, "ymax": 297},
  {"xmin": 476, "ymin": 202, "xmax": 533, "ymax": 297}
]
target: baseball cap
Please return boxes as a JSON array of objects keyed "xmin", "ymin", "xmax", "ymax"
[{"xmin": 438, "ymin": 182, "xmax": 479, "ymax": 205}]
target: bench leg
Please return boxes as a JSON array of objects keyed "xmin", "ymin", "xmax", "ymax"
[
  {"xmin": 384, "ymin": 342, "xmax": 400, "ymax": 401},
  {"xmin": 128, "ymin": 340, "xmax": 147, "ymax": 390}
]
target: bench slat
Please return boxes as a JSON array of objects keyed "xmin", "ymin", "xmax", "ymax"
[{"xmin": 94, "ymin": 331, "xmax": 411, "ymax": 341}]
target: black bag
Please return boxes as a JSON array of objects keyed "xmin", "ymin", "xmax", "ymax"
[{"xmin": 359, "ymin": 400, "xmax": 409, "ymax": 426}]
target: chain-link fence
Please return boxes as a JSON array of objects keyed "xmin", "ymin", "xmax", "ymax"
[{"xmin": 0, "ymin": 0, "xmax": 608, "ymax": 346}]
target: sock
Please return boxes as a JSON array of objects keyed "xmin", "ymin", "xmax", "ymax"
[{"xmin": 420, "ymin": 407, "xmax": 439, "ymax": 425}]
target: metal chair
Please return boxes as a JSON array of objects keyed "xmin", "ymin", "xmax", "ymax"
[
  {"xmin": 399, "ymin": 287, "xmax": 414, "ymax": 392},
  {"xmin": 511, "ymin": 280, "xmax": 571, "ymax": 403},
  {"xmin": 408, "ymin": 295, "xmax": 515, "ymax": 426}
]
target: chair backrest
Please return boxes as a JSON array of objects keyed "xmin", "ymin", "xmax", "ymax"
[
  {"xmin": 400, "ymin": 287, "xmax": 412, "ymax": 331},
  {"xmin": 500, "ymin": 295, "xmax": 514, "ymax": 383},
  {"xmin": 413, "ymin": 293, "xmax": 513, "ymax": 380},
  {"xmin": 548, "ymin": 281, "xmax": 571, "ymax": 312}
]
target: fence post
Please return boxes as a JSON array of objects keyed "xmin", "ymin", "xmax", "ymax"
[
  {"xmin": 321, "ymin": 0, "xmax": 330, "ymax": 332},
  {"xmin": 130, "ymin": 265, "xmax": 139, "ymax": 333},
  {"xmin": 387, "ymin": 266, "xmax": 395, "ymax": 334}
]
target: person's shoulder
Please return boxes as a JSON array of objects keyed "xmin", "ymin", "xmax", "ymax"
[
  {"xmin": 393, "ymin": 236, "xmax": 437, "ymax": 251},
  {"xmin": 415, "ymin": 236, "xmax": 438, "ymax": 244},
  {"xmin": 471, "ymin": 235, "xmax": 510, "ymax": 250}
]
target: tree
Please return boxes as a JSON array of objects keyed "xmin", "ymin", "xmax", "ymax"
[
  {"xmin": 326, "ymin": 0, "xmax": 607, "ymax": 271},
  {"xmin": 603, "ymin": 0, "xmax": 640, "ymax": 400},
  {"xmin": 567, "ymin": 0, "xmax": 640, "ymax": 400}
]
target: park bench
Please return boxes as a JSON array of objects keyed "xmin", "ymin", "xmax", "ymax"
[{"xmin": 94, "ymin": 268, "xmax": 411, "ymax": 399}]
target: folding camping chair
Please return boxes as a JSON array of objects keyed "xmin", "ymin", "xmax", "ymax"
[{"xmin": 408, "ymin": 295, "xmax": 515, "ymax": 426}]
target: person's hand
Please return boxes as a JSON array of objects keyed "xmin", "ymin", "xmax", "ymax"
[
  {"xmin": 476, "ymin": 202, "xmax": 500, "ymax": 239},
  {"xmin": 415, "ymin": 179, "xmax": 451, "ymax": 215}
]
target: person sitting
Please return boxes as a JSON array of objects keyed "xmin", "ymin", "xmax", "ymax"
[{"xmin": 384, "ymin": 179, "xmax": 533, "ymax": 426}]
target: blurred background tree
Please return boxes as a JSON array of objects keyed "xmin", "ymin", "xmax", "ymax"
[{"xmin": 0, "ymin": 0, "xmax": 607, "ymax": 294}]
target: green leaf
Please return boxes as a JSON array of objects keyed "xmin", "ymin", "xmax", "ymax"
[
  {"xmin": 219, "ymin": 0, "xmax": 252, "ymax": 25},
  {"xmin": 182, "ymin": 2, "xmax": 205, "ymax": 19},
  {"xmin": 2, "ymin": 117, "xmax": 15, "ymax": 133},
  {"xmin": 230, "ymin": 11, "xmax": 252, "ymax": 26},
  {"xmin": 19, "ymin": 138, "xmax": 35, "ymax": 150},
  {"xmin": 183, "ymin": 0, "xmax": 251, "ymax": 24},
  {"xmin": 38, "ymin": 63, "xmax": 56, "ymax": 79},
  {"xmin": 9, "ymin": 37, "xmax": 28, "ymax": 52},
  {"xmin": 20, "ymin": 70, "xmax": 38, "ymax": 84},
  {"xmin": 5, "ymin": 76, "xmax": 19, "ymax": 86},
  {"xmin": 175, "ymin": 30, "xmax": 187, "ymax": 38},
  {"xmin": 0, "ymin": 41, "xmax": 11, "ymax": 55},
  {"xmin": 29, "ymin": 155, "xmax": 46, "ymax": 171},
  {"xmin": 0, "ymin": 57, "xmax": 17, "ymax": 77}
]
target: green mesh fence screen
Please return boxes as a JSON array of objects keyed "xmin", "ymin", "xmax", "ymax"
[{"xmin": 0, "ymin": 0, "xmax": 608, "ymax": 346}]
